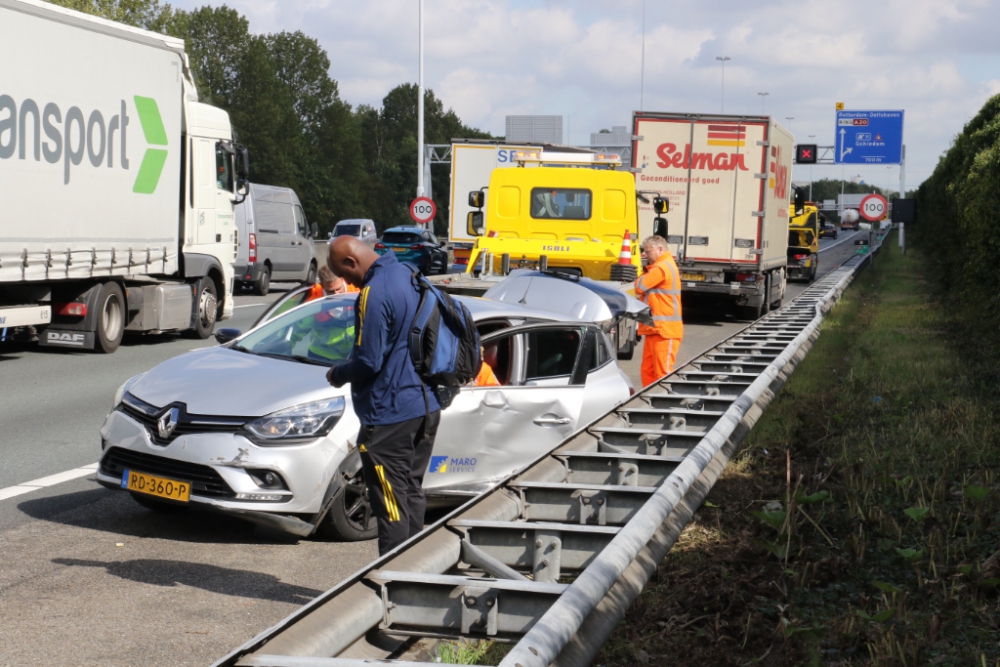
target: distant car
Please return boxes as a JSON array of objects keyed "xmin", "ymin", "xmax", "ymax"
[
  {"xmin": 819, "ymin": 222, "xmax": 838, "ymax": 239},
  {"xmin": 375, "ymin": 226, "xmax": 448, "ymax": 275},
  {"xmin": 97, "ymin": 274, "xmax": 643, "ymax": 541},
  {"xmin": 332, "ymin": 219, "xmax": 377, "ymax": 249}
]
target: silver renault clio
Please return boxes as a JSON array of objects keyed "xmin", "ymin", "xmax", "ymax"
[{"xmin": 97, "ymin": 273, "xmax": 642, "ymax": 540}]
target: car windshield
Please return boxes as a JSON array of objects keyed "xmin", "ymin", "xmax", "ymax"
[
  {"xmin": 335, "ymin": 224, "xmax": 361, "ymax": 236},
  {"xmin": 383, "ymin": 232, "xmax": 420, "ymax": 244},
  {"xmin": 235, "ymin": 295, "xmax": 358, "ymax": 367}
]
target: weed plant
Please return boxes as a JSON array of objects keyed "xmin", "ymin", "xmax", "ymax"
[{"xmin": 598, "ymin": 236, "xmax": 1000, "ymax": 666}]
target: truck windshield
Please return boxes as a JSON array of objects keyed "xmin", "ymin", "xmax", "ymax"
[
  {"xmin": 335, "ymin": 224, "xmax": 361, "ymax": 236},
  {"xmin": 530, "ymin": 188, "xmax": 592, "ymax": 220},
  {"xmin": 215, "ymin": 143, "xmax": 234, "ymax": 192}
]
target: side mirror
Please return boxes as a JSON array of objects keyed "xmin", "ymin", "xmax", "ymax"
[
  {"xmin": 467, "ymin": 211, "xmax": 484, "ymax": 236},
  {"xmin": 215, "ymin": 327, "xmax": 242, "ymax": 344},
  {"xmin": 653, "ymin": 197, "xmax": 669, "ymax": 214},
  {"xmin": 468, "ymin": 190, "xmax": 485, "ymax": 208},
  {"xmin": 310, "ymin": 222, "xmax": 318, "ymax": 238},
  {"xmin": 235, "ymin": 178, "xmax": 249, "ymax": 204},
  {"xmin": 237, "ymin": 147, "xmax": 250, "ymax": 179},
  {"xmin": 654, "ymin": 217, "xmax": 668, "ymax": 239}
]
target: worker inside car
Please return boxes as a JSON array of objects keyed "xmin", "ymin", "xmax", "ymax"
[
  {"xmin": 290, "ymin": 301, "xmax": 356, "ymax": 364},
  {"xmin": 473, "ymin": 342, "xmax": 501, "ymax": 387}
]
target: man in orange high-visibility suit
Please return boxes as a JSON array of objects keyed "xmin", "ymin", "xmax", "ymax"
[{"xmin": 633, "ymin": 235, "xmax": 683, "ymax": 387}]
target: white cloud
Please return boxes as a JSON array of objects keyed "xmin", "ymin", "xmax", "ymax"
[{"xmin": 167, "ymin": 0, "xmax": 1000, "ymax": 187}]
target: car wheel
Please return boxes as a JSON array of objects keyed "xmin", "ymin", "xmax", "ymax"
[
  {"xmin": 319, "ymin": 463, "xmax": 377, "ymax": 541},
  {"xmin": 185, "ymin": 279, "xmax": 218, "ymax": 339},
  {"xmin": 303, "ymin": 262, "xmax": 317, "ymax": 286},
  {"xmin": 253, "ymin": 265, "xmax": 271, "ymax": 296},
  {"xmin": 95, "ymin": 281, "xmax": 125, "ymax": 353},
  {"xmin": 129, "ymin": 492, "xmax": 188, "ymax": 512}
]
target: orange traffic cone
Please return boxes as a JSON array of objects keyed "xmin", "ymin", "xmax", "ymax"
[{"xmin": 618, "ymin": 230, "xmax": 632, "ymax": 265}]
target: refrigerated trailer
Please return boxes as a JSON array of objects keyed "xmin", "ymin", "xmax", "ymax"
[
  {"xmin": 0, "ymin": 0, "xmax": 247, "ymax": 352},
  {"xmin": 631, "ymin": 112, "xmax": 793, "ymax": 318}
]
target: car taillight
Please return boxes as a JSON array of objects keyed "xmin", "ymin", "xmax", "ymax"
[
  {"xmin": 794, "ymin": 254, "xmax": 807, "ymax": 261},
  {"xmin": 55, "ymin": 302, "xmax": 87, "ymax": 317},
  {"xmin": 409, "ymin": 244, "xmax": 422, "ymax": 250},
  {"xmin": 375, "ymin": 242, "xmax": 386, "ymax": 250},
  {"xmin": 249, "ymin": 233, "xmax": 257, "ymax": 263},
  {"xmin": 735, "ymin": 273, "xmax": 756, "ymax": 282}
]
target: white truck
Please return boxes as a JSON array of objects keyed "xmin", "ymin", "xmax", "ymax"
[
  {"xmin": 447, "ymin": 141, "xmax": 538, "ymax": 267},
  {"xmin": 0, "ymin": 0, "xmax": 246, "ymax": 352},
  {"xmin": 631, "ymin": 112, "xmax": 793, "ymax": 318}
]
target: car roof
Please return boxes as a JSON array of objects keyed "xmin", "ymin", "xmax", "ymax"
[{"xmin": 383, "ymin": 226, "xmax": 427, "ymax": 233}]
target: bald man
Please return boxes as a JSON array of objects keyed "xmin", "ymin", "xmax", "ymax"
[{"xmin": 326, "ymin": 236, "xmax": 441, "ymax": 555}]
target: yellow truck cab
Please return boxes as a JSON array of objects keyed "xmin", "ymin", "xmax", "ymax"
[
  {"xmin": 787, "ymin": 187, "xmax": 821, "ymax": 282},
  {"xmin": 464, "ymin": 151, "xmax": 642, "ymax": 281}
]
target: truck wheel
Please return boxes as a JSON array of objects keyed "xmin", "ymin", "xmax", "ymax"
[
  {"xmin": 303, "ymin": 262, "xmax": 317, "ymax": 286},
  {"xmin": 319, "ymin": 464, "xmax": 377, "ymax": 541},
  {"xmin": 95, "ymin": 281, "xmax": 125, "ymax": 353},
  {"xmin": 610, "ymin": 264, "xmax": 638, "ymax": 282},
  {"xmin": 253, "ymin": 265, "xmax": 271, "ymax": 296},
  {"xmin": 190, "ymin": 279, "xmax": 218, "ymax": 339},
  {"xmin": 760, "ymin": 274, "xmax": 772, "ymax": 315}
]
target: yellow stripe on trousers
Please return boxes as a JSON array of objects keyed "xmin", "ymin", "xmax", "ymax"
[{"xmin": 375, "ymin": 465, "xmax": 400, "ymax": 522}]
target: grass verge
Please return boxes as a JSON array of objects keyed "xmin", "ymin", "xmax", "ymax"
[{"xmin": 597, "ymin": 234, "xmax": 1000, "ymax": 666}]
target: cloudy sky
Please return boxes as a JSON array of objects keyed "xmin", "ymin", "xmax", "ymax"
[{"xmin": 171, "ymin": 0, "xmax": 1000, "ymax": 189}]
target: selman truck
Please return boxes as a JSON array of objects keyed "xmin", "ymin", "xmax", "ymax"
[
  {"xmin": 631, "ymin": 112, "xmax": 793, "ymax": 319},
  {"xmin": 0, "ymin": 0, "xmax": 247, "ymax": 352}
]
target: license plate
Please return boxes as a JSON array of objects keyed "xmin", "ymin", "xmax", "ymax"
[
  {"xmin": 391, "ymin": 247, "xmax": 407, "ymax": 253},
  {"xmin": 121, "ymin": 468, "xmax": 191, "ymax": 502},
  {"xmin": 681, "ymin": 273, "xmax": 705, "ymax": 282}
]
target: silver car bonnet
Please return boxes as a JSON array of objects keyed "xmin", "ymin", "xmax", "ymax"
[
  {"xmin": 127, "ymin": 347, "xmax": 343, "ymax": 417},
  {"xmin": 482, "ymin": 270, "xmax": 652, "ymax": 326}
]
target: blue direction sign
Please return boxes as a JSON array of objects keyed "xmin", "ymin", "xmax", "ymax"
[{"xmin": 835, "ymin": 110, "xmax": 904, "ymax": 164}]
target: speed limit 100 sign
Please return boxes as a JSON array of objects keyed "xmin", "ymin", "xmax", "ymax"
[
  {"xmin": 860, "ymin": 193, "xmax": 887, "ymax": 221},
  {"xmin": 409, "ymin": 197, "xmax": 437, "ymax": 225}
]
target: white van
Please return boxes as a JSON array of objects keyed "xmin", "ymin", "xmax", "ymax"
[
  {"xmin": 235, "ymin": 184, "xmax": 318, "ymax": 295},
  {"xmin": 332, "ymin": 219, "xmax": 378, "ymax": 248}
]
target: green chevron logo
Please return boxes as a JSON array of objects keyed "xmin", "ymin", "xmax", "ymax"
[{"xmin": 132, "ymin": 96, "xmax": 168, "ymax": 194}]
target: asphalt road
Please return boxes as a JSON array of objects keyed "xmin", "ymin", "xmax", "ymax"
[{"xmin": 0, "ymin": 231, "xmax": 864, "ymax": 666}]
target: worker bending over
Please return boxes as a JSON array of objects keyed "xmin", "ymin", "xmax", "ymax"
[{"xmin": 634, "ymin": 235, "xmax": 683, "ymax": 386}]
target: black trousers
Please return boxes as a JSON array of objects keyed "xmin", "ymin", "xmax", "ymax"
[{"xmin": 358, "ymin": 411, "xmax": 441, "ymax": 555}]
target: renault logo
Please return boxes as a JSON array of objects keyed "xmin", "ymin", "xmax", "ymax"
[{"xmin": 157, "ymin": 407, "xmax": 180, "ymax": 439}]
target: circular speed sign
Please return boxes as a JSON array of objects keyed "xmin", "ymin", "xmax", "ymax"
[
  {"xmin": 409, "ymin": 197, "xmax": 437, "ymax": 225},
  {"xmin": 860, "ymin": 193, "xmax": 887, "ymax": 221}
]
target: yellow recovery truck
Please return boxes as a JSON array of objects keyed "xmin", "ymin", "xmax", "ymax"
[
  {"xmin": 463, "ymin": 151, "xmax": 644, "ymax": 281},
  {"xmin": 787, "ymin": 187, "xmax": 821, "ymax": 282}
]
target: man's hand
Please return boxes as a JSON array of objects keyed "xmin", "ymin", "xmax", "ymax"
[{"xmin": 326, "ymin": 365, "xmax": 343, "ymax": 387}]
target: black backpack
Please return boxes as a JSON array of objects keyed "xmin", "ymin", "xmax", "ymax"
[{"xmin": 408, "ymin": 271, "xmax": 481, "ymax": 406}]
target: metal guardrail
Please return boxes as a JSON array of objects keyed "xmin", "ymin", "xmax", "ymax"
[{"xmin": 214, "ymin": 244, "xmax": 881, "ymax": 667}]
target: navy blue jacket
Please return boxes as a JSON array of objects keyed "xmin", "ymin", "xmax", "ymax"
[{"xmin": 330, "ymin": 253, "xmax": 440, "ymax": 425}]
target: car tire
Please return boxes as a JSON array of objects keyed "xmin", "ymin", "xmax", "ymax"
[
  {"xmin": 319, "ymin": 462, "xmax": 377, "ymax": 541},
  {"xmin": 95, "ymin": 281, "xmax": 125, "ymax": 354},
  {"xmin": 253, "ymin": 265, "xmax": 271, "ymax": 296},
  {"xmin": 129, "ymin": 492, "xmax": 188, "ymax": 512},
  {"xmin": 186, "ymin": 279, "xmax": 218, "ymax": 339},
  {"xmin": 303, "ymin": 262, "xmax": 317, "ymax": 286}
]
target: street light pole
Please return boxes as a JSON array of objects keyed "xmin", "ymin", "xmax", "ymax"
[
  {"xmin": 715, "ymin": 56, "xmax": 730, "ymax": 113},
  {"xmin": 784, "ymin": 116, "xmax": 794, "ymax": 131},
  {"xmin": 417, "ymin": 0, "xmax": 425, "ymax": 199},
  {"xmin": 757, "ymin": 92, "xmax": 769, "ymax": 115},
  {"xmin": 640, "ymin": 0, "xmax": 645, "ymax": 111},
  {"xmin": 808, "ymin": 134, "xmax": 816, "ymax": 201}
]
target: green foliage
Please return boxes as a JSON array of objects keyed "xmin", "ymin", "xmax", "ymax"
[{"xmin": 47, "ymin": 0, "xmax": 495, "ymax": 236}]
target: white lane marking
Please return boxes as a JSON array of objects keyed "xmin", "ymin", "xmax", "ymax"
[
  {"xmin": 234, "ymin": 303, "xmax": 268, "ymax": 309},
  {"xmin": 819, "ymin": 231, "xmax": 863, "ymax": 253},
  {"xmin": 0, "ymin": 463, "xmax": 99, "ymax": 501}
]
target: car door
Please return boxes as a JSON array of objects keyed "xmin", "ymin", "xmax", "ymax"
[{"xmin": 424, "ymin": 323, "xmax": 592, "ymax": 493}]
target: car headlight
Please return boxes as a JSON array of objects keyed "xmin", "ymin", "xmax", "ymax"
[
  {"xmin": 113, "ymin": 373, "xmax": 145, "ymax": 408},
  {"xmin": 245, "ymin": 397, "xmax": 346, "ymax": 444}
]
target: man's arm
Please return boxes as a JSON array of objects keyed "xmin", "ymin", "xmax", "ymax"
[{"xmin": 328, "ymin": 286, "xmax": 389, "ymax": 387}]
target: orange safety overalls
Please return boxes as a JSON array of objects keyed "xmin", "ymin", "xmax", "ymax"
[{"xmin": 633, "ymin": 251, "xmax": 683, "ymax": 386}]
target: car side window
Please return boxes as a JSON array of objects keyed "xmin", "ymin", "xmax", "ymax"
[
  {"xmin": 294, "ymin": 206, "xmax": 308, "ymax": 237},
  {"xmin": 525, "ymin": 328, "xmax": 581, "ymax": 381}
]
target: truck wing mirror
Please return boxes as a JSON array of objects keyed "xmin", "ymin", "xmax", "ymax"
[
  {"xmin": 235, "ymin": 178, "xmax": 249, "ymax": 204},
  {"xmin": 237, "ymin": 147, "xmax": 250, "ymax": 179},
  {"xmin": 310, "ymin": 222, "xmax": 318, "ymax": 238},
  {"xmin": 467, "ymin": 211, "xmax": 484, "ymax": 236},
  {"xmin": 468, "ymin": 190, "xmax": 485, "ymax": 208},
  {"xmin": 653, "ymin": 197, "xmax": 669, "ymax": 214},
  {"xmin": 654, "ymin": 217, "xmax": 668, "ymax": 239}
]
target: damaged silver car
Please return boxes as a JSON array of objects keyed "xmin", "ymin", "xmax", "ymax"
[{"xmin": 96, "ymin": 272, "xmax": 644, "ymax": 540}]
